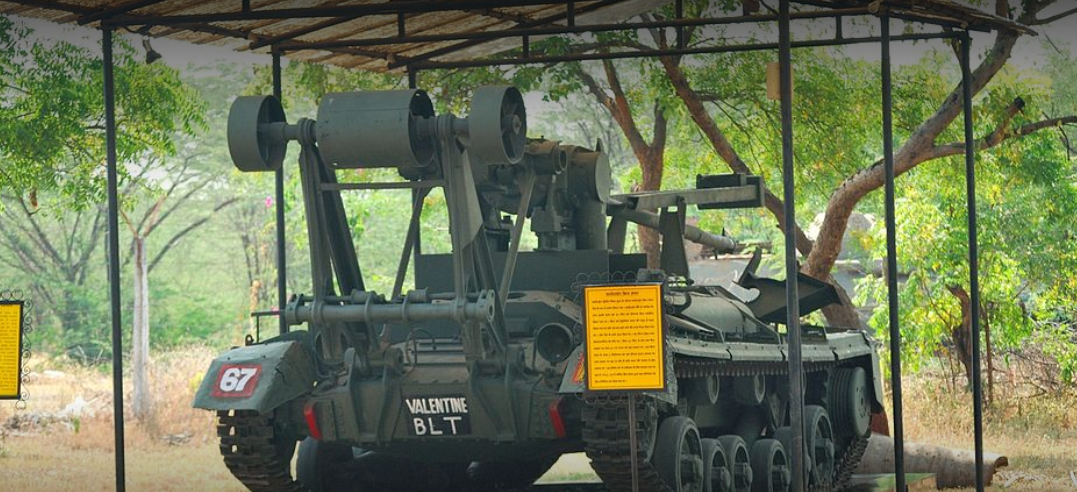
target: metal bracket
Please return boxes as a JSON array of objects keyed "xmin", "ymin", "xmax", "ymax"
[{"xmin": 658, "ymin": 200, "xmax": 690, "ymax": 278}]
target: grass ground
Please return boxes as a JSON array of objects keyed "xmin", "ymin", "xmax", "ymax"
[{"xmin": 1, "ymin": 348, "xmax": 1074, "ymax": 491}]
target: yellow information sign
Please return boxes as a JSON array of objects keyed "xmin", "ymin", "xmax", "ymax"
[
  {"xmin": 584, "ymin": 284, "xmax": 666, "ymax": 392},
  {"xmin": 0, "ymin": 301, "xmax": 24, "ymax": 400}
]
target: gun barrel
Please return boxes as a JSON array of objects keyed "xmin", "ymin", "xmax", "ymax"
[{"xmin": 611, "ymin": 208, "xmax": 739, "ymax": 254}]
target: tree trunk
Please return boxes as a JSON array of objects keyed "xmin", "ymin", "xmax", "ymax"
[
  {"xmin": 856, "ymin": 434, "xmax": 1008, "ymax": 488},
  {"xmin": 132, "ymin": 235, "xmax": 153, "ymax": 422},
  {"xmin": 658, "ymin": 56, "xmax": 865, "ymax": 327},
  {"xmin": 947, "ymin": 285, "xmax": 974, "ymax": 387},
  {"xmin": 573, "ymin": 62, "xmax": 667, "ymax": 268},
  {"xmin": 819, "ymin": 275, "xmax": 864, "ymax": 329},
  {"xmin": 639, "ymin": 150, "xmax": 663, "ymax": 268},
  {"xmin": 984, "ymin": 303, "xmax": 995, "ymax": 405}
]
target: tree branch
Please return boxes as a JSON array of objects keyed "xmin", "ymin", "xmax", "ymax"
[
  {"xmin": 75, "ymin": 207, "xmax": 105, "ymax": 286},
  {"xmin": 574, "ymin": 62, "xmax": 653, "ymax": 168},
  {"xmin": 147, "ymin": 198, "xmax": 238, "ymax": 273},
  {"xmin": 14, "ymin": 196, "xmax": 65, "ymax": 271},
  {"xmin": 1032, "ymin": 6, "xmax": 1077, "ymax": 25},
  {"xmin": 800, "ymin": 2, "xmax": 1057, "ymax": 279},
  {"xmin": 928, "ymin": 114, "xmax": 1077, "ymax": 160},
  {"xmin": 656, "ymin": 53, "xmax": 815, "ymax": 255}
]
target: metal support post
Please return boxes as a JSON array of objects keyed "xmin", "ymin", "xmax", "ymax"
[
  {"xmin": 881, "ymin": 14, "xmax": 907, "ymax": 492},
  {"xmin": 272, "ymin": 50, "xmax": 288, "ymax": 335},
  {"xmin": 674, "ymin": 0, "xmax": 685, "ymax": 49},
  {"xmin": 408, "ymin": 67, "xmax": 423, "ymax": 261},
  {"xmin": 102, "ymin": 27, "xmax": 126, "ymax": 492},
  {"xmin": 627, "ymin": 394, "xmax": 640, "ymax": 492},
  {"xmin": 778, "ymin": 1, "xmax": 807, "ymax": 489},
  {"xmin": 961, "ymin": 32, "xmax": 986, "ymax": 492}
]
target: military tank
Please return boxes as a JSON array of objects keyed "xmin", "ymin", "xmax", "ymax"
[{"xmin": 194, "ymin": 86, "xmax": 884, "ymax": 492}]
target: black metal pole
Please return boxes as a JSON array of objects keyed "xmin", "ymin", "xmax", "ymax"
[
  {"xmin": 881, "ymin": 14, "xmax": 907, "ymax": 492},
  {"xmin": 961, "ymin": 31, "xmax": 986, "ymax": 492},
  {"xmin": 102, "ymin": 27, "xmax": 126, "ymax": 492},
  {"xmin": 408, "ymin": 67, "xmax": 422, "ymax": 261},
  {"xmin": 272, "ymin": 50, "xmax": 288, "ymax": 335},
  {"xmin": 779, "ymin": 1, "xmax": 806, "ymax": 489}
]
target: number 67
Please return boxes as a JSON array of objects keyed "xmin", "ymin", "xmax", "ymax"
[{"xmin": 213, "ymin": 365, "xmax": 261, "ymax": 397}]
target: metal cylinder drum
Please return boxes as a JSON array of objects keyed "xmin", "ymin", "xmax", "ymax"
[
  {"xmin": 535, "ymin": 323, "xmax": 576, "ymax": 363},
  {"xmin": 315, "ymin": 89, "xmax": 436, "ymax": 172},
  {"xmin": 467, "ymin": 86, "xmax": 528, "ymax": 166},
  {"xmin": 228, "ymin": 95, "xmax": 287, "ymax": 172},
  {"xmin": 566, "ymin": 145, "xmax": 612, "ymax": 204},
  {"xmin": 525, "ymin": 139, "xmax": 567, "ymax": 175}
]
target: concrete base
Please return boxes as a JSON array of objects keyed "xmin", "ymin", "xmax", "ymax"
[
  {"xmin": 529, "ymin": 474, "xmax": 938, "ymax": 491},
  {"xmin": 847, "ymin": 473, "xmax": 938, "ymax": 491}
]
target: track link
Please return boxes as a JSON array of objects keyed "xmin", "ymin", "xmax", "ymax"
[
  {"xmin": 217, "ymin": 410, "xmax": 307, "ymax": 492},
  {"xmin": 583, "ymin": 397, "xmax": 672, "ymax": 492},
  {"xmin": 828, "ymin": 433, "xmax": 869, "ymax": 492},
  {"xmin": 585, "ymin": 356, "xmax": 870, "ymax": 492}
]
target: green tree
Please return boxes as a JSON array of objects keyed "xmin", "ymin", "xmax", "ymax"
[
  {"xmin": 0, "ymin": 18, "xmax": 204, "ymax": 345},
  {"xmin": 0, "ymin": 16, "xmax": 203, "ymax": 208}
]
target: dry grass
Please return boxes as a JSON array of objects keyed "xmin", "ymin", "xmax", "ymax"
[
  {"xmin": 0, "ymin": 347, "xmax": 244, "ymax": 491},
  {"xmin": 2, "ymin": 348, "xmax": 1076, "ymax": 491},
  {"xmin": 889, "ymin": 374, "xmax": 1077, "ymax": 491}
]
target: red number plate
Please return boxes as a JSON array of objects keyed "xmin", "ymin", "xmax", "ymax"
[{"xmin": 211, "ymin": 364, "xmax": 262, "ymax": 398}]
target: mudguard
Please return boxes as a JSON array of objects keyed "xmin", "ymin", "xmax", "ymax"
[
  {"xmin": 193, "ymin": 340, "xmax": 315, "ymax": 413},
  {"xmin": 558, "ymin": 345, "xmax": 587, "ymax": 394}
]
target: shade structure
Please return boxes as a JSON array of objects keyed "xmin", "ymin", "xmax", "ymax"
[
  {"xmin": 0, "ymin": 1, "xmax": 1027, "ymax": 491},
  {"xmin": 1, "ymin": 0, "xmax": 1031, "ymax": 71}
]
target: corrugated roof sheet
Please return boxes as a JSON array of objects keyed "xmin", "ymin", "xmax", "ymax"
[{"xmin": 0, "ymin": 0, "xmax": 1033, "ymax": 72}]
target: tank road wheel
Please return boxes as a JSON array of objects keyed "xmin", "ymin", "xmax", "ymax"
[
  {"xmin": 749, "ymin": 439, "xmax": 790, "ymax": 492},
  {"xmin": 804, "ymin": 405, "xmax": 836, "ymax": 487},
  {"xmin": 654, "ymin": 416, "xmax": 705, "ymax": 492},
  {"xmin": 701, "ymin": 438, "xmax": 733, "ymax": 492},
  {"xmin": 297, "ymin": 438, "xmax": 356, "ymax": 492},
  {"xmin": 829, "ymin": 367, "xmax": 871, "ymax": 439},
  {"xmin": 771, "ymin": 427, "xmax": 808, "ymax": 481},
  {"xmin": 686, "ymin": 374, "xmax": 721, "ymax": 407},
  {"xmin": 718, "ymin": 435, "xmax": 752, "ymax": 492},
  {"xmin": 734, "ymin": 375, "xmax": 766, "ymax": 406}
]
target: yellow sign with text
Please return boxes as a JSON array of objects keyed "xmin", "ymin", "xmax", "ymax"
[
  {"xmin": 584, "ymin": 284, "xmax": 665, "ymax": 392},
  {"xmin": 0, "ymin": 301, "xmax": 23, "ymax": 399}
]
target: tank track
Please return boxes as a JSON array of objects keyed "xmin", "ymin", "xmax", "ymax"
[
  {"xmin": 583, "ymin": 397, "xmax": 669, "ymax": 492},
  {"xmin": 584, "ymin": 357, "xmax": 870, "ymax": 492},
  {"xmin": 829, "ymin": 432, "xmax": 869, "ymax": 492},
  {"xmin": 217, "ymin": 410, "xmax": 307, "ymax": 492}
]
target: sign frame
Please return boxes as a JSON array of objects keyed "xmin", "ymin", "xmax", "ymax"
[
  {"xmin": 582, "ymin": 282, "xmax": 668, "ymax": 395},
  {"xmin": 0, "ymin": 300, "xmax": 25, "ymax": 401}
]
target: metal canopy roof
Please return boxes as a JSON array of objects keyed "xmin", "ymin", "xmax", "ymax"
[{"xmin": 1, "ymin": 0, "xmax": 1032, "ymax": 72}]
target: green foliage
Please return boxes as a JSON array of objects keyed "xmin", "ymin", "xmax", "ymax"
[
  {"xmin": 0, "ymin": 16, "xmax": 205, "ymax": 209},
  {"xmin": 857, "ymin": 60, "xmax": 1077, "ymax": 375}
]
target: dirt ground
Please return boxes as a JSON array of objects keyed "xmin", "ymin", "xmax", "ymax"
[{"xmin": 1, "ymin": 348, "xmax": 1075, "ymax": 491}]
